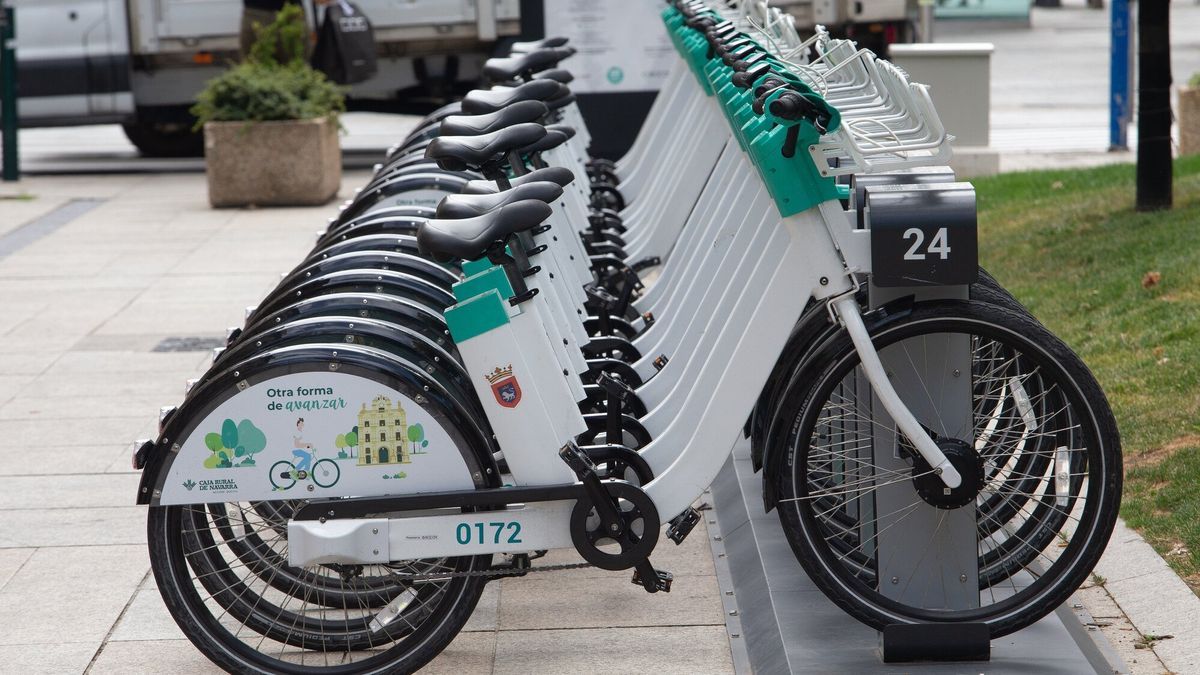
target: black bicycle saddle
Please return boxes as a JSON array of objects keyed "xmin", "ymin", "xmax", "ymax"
[
  {"xmin": 533, "ymin": 68, "xmax": 575, "ymax": 84},
  {"xmin": 424, "ymin": 123, "xmax": 547, "ymax": 171},
  {"xmin": 436, "ymin": 181, "xmax": 563, "ymax": 220},
  {"xmin": 439, "ymin": 100, "xmax": 549, "ymax": 137},
  {"xmin": 461, "ymin": 80, "xmax": 564, "ymax": 115},
  {"xmin": 462, "ymin": 166, "xmax": 576, "ymax": 195},
  {"xmin": 545, "ymin": 85, "xmax": 576, "ymax": 110},
  {"xmin": 510, "ymin": 36, "xmax": 569, "ymax": 53},
  {"xmin": 518, "ymin": 126, "xmax": 572, "ymax": 155},
  {"xmin": 418, "ymin": 200, "xmax": 554, "ymax": 262},
  {"xmin": 483, "ymin": 47, "xmax": 576, "ymax": 83}
]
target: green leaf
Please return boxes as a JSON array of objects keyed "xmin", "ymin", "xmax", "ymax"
[
  {"xmin": 221, "ymin": 419, "xmax": 239, "ymax": 450},
  {"xmin": 237, "ymin": 419, "xmax": 267, "ymax": 456},
  {"xmin": 205, "ymin": 432, "xmax": 224, "ymax": 453}
]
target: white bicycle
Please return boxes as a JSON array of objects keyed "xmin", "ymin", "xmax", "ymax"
[{"xmin": 133, "ymin": 2, "xmax": 1121, "ymax": 672}]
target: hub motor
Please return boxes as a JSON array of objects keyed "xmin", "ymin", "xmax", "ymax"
[{"xmin": 911, "ymin": 438, "xmax": 985, "ymax": 510}]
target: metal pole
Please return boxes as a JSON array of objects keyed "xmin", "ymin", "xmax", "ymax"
[
  {"xmin": 1136, "ymin": 0, "xmax": 1172, "ymax": 211},
  {"xmin": 1, "ymin": 3, "xmax": 18, "ymax": 182},
  {"xmin": 917, "ymin": 0, "xmax": 935, "ymax": 43},
  {"xmin": 1109, "ymin": 0, "xmax": 1132, "ymax": 151}
]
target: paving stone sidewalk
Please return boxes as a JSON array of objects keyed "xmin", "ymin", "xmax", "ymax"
[{"xmin": 0, "ymin": 173, "xmax": 734, "ymax": 675}]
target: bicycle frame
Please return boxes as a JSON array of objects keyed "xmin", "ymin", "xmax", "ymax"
[{"xmin": 285, "ymin": 193, "xmax": 959, "ymax": 565}]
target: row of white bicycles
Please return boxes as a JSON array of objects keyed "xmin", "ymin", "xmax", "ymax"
[{"xmin": 132, "ymin": 1, "xmax": 1122, "ymax": 672}]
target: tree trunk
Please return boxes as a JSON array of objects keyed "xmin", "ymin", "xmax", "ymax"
[{"xmin": 1136, "ymin": 0, "xmax": 1173, "ymax": 211}]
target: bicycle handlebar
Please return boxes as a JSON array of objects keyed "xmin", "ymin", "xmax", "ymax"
[{"xmin": 768, "ymin": 92, "xmax": 831, "ymax": 134}]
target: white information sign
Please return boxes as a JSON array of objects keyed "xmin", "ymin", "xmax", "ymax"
[
  {"xmin": 543, "ymin": 0, "xmax": 675, "ymax": 93},
  {"xmin": 158, "ymin": 373, "xmax": 473, "ymax": 504}
]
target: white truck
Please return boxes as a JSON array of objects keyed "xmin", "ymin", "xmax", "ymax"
[
  {"xmin": 776, "ymin": 0, "xmax": 917, "ymax": 55},
  {"xmin": 9, "ymin": 0, "xmax": 520, "ymax": 155}
]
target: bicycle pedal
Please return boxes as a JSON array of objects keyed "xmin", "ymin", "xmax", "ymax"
[
  {"xmin": 666, "ymin": 507, "xmax": 702, "ymax": 545},
  {"xmin": 631, "ymin": 564, "xmax": 673, "ymax": 593},
  {"xmin": 558, "ymin": 440, "xmax": 598, "ymax": 478}
]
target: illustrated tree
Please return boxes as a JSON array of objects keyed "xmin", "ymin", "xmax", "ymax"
[
  {"xmin": 345, "ymin": 426, "xmax": 359, "ymax": 457},
  {"xmin": 407, "ymin": 423, "xmax": 427, "ymax": 455},
  {"xmin": 203, "ymin": 418, "xmax": 266, "ymax": 468},
  {"xmin": 235, "ymin": 419, "xmax": 267, "ymax": 466},
  {"xmin": 335, "ymin": 433, "xmax": 348, "ymax": 459},
  {"xmin": 203, "ymin": 430, "xmax": 233, "ymax": 469}
]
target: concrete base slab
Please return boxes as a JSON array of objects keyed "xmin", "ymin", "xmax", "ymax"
[
  {"xmin": 949, "ymin": 146, "xmax": 1002, "ymax": 178},
  {"xmin": 709, "ymin": 440, "xmax": 1126, "ymax": 674}
]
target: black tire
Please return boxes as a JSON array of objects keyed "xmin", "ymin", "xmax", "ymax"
[
  {"xmin": 122, "ymin": 120, "xmax": 204, "ymax": 158},
  {"xmin": 772, "ymin": 300, "xmax": 1121, "ymax": 637},
  {"xmin": 149, "ymin": 504, "xmax": 490, "ymax": 673}
]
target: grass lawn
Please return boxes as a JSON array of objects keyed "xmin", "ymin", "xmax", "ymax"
[{"xmin": 974, "ymin": 155, "xmax": 1200, "ymax": 592}]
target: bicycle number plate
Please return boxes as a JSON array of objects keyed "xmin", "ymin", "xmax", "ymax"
[{"xmin": 867, "ymin": 184, "xmax": 979, "ymax": 288}]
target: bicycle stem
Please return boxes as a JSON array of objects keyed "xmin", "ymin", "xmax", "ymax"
[{"xmin": 831, "ymin": 295, "xmax": 963, "ymax": 490}]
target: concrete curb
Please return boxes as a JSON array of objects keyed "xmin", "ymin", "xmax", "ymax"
[{"xmin": 1093, "ymin": 518, "xmax": 1200, "ymax": 674}]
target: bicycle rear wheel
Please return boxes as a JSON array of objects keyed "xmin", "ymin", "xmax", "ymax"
[
  {"xmin": 772, "ymin": 300, "xmax": 1121, "ymax": 637},
  {"xmin": 149, "ymin": 503, "xmax": 489, "ymax": 673}
]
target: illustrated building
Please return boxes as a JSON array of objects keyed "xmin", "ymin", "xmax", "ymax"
[{"xmin": 357, "ymin": 395, "xmax": 411, "ymax": 466}]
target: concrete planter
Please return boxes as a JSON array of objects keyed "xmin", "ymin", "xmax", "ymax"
[
  {"xmin": 1181, "ymin": 86, "xmax": 1200, "ymax": 157},
  {"xmin": 203, "ymin": 116, "xmax": 341, "ymax": 208}
]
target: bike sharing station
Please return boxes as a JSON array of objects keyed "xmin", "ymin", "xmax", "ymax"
[{"xmin": 129, "ymin": 1, "xmax": 1126, "ymax": 672}]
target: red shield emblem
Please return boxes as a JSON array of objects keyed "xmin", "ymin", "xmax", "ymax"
[{"xmin": 491, "ymin": 376, "xmax": 522, "ymax": 408}]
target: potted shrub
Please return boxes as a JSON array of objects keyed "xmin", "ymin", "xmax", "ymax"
[
  {"xmin": 193, "ymin": 6, "xmax": 345, "ymax": 208},
  {"xmin": 1182, "ymin": 73, "xmax": 1200, "ymax": 157}
]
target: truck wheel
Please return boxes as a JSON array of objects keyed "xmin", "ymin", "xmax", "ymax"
[{"xmin": 122, "ymin": 120, "xmax": 204, "ymax": 158}]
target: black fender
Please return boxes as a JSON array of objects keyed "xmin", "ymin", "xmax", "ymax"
[
  {"xmin": 749, "ymin": 299, "xmax": 827, "ymax": 471},
  {"xmin": 305, "ymin": 233, "xmax": 422, "ymax": 263},
  {"xmin": 137, "ymin": 343, "xmax": 500, "ymax": 506},
  {"xmin": 279, "ymin": 251, "xmax": 459, "ymax": 293},
  {"xmin": 250, "ymin": 268, "xmax": 455, "ymax": 324},
  {"xmin": 339, "ymin": 172, "xmax": 469, "ymax": 223},
  {"xmin": 238, "ymin": 292, "xmax": 455, "ymax": 361},
  {"xmin": 366, "ymin": 158, "xmax": 477, "ymax": 191},
  {"xmin": 210, "ymin": 317, "xmax": 477, "ymax": 419},
  {"xmin": 320, "ymin": 214, "xmax": 431, "ymax": 248}
]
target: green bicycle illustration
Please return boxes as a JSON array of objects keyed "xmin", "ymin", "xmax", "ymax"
[
  {"xmin": 270, "ymin": 417, "xmax": 341, "ymax": 490},
  {"xmin": 270, "ymin": 454, "xmax": 340, "ymax": 490}
]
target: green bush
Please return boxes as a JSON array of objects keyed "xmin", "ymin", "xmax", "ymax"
[
  {"xmin": 191, "ymin": 5, "xmax": 344, "ymax": 127},
  {"xmin": 1190, "ymin": 72, "xmax": 1200, "ymax": 88}
]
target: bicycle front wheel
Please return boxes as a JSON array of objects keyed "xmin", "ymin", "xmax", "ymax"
[
  {"xmin": 772, "ymin": 300, "xmax": 1121, "ymax": 637},
  {"xmin": 312, "ymin": 459, "xmax": 341, "ymax": 488}
]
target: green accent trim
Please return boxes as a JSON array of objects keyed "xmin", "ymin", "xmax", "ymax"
[
  {"xmin": 459, "ymin": 244, "xmax": 512, "ymax": 277},
  {"xmin": 461, "ymin": 258, "xmax": 492, "ymax": 276},
  {"xmin": 444, "ymin": 290, "xmax": 510, "ymax": 343},
  {"xmin": 663, "ymin": 3, "xmax": 845, "ymax": 217},
  {"xmin": 453, "ymin": 265, "xmax": 514, "ymax": 303},
  {"xmin": 746, "ymin": 122, "xmax": 843, "ymax": 217}
]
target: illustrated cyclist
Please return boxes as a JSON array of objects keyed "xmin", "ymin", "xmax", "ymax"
[{"xmin": 292, "ymin": 417, "xmax": 314, "ymax": 476}]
